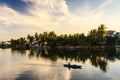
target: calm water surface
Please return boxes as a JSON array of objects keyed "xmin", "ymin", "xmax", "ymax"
[{"xmin": 0, "ymin": 48, "xmax": 120, "ymax": 80}]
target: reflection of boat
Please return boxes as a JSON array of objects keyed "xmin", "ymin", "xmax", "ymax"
[{"xmin": 63, "ymin": 63, "xmax": 82, "ymax": 69}]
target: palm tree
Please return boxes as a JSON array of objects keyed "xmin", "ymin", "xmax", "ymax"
[
  {"xmin": 48, "ymin": 31, "xmax": 57, "ymax": 47},
  {"xmin": 19, "ymin": 37, "xmax": 27, "ymax": 44},
  {"xmin": 87, "ymin": 29, "xmax": 98, "ymax": 45},
  {"xmin": 97, "ymin": 24, "xmax": 107, "ymax": 45},
  {"xmin": 34, "ymin": 32, "xmax": 39, "ymax": 41},
  {"xmin": 27, "ymin": 34, "xmax": 34, "ymax": 47},
  {"xmin": 48, "ymin": 31, "xmax": 57, "ymax": 40}
]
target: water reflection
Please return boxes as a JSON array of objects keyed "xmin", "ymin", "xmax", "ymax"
[
  {"xmin": 11, "ymin": 49, "xmax": 26, "ymax": 56},
  {"xmin": 11, "ymin": 48, "xmax": 120, "ymax": 72},
  {"xmin": 1, "ymin": 48, "xmax": 120, "ymax": 80},
  {"xmin": 0, "ymin": 49, "xmax": 71, "ymax": 80},
  {"xmin": 15, "ymin": 65, "xmax": 71, "ymax": 80}
]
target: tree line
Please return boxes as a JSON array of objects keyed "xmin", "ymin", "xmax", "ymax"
[{"xmin": 10, "ymin": 24, "xmax": 120, "ymax": 48}]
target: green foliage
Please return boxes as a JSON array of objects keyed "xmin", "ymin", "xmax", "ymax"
[
  {"xmin": 11, "ymin": 37, "xmax": 27, "ymax": 45},
  {"xmin": 10, "ymin": 24, "xmax": 120, "ymax": 47}
]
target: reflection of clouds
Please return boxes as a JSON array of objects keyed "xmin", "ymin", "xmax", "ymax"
[
  {"xmin": 104, "ymin": 61, "xmax": 120, "ymax": 80},
  {"xmin": 0, "ymin": 49, "xmax": 30, "ymax": 80},
  {"xmin": 19, "ymin": 58, "xmax": 71, "ymax": 80},
  {"xmin": 69, "ymin": 60, "xmax": 111, "ymax": 80},
  {"xmin": 1, "ymin": 49, "xmax": 120, "ymax": 80},
  {"xmin": 0, "ymin": 49, "xmax": 71, "ymax": 80},
  {"xmin": 0, "ymin": 63, "xmax": 30, "ymax": 80},
  {"xmin": 32, "ymin": 65, "xmax": 71, "ymax": 80}
]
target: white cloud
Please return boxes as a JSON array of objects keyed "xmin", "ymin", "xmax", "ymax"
[
  {"xmin": 0, "ymin": 0, "xmax": 120, "ymax": 40},
  {"xmin": 90, "ymin": 0, "xmax": 113, "ymax": 14}
]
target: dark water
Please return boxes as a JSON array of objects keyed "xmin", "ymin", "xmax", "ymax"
[{"xmin": 0, "ymin": 48, "xmax": 120, "ymax": 80}]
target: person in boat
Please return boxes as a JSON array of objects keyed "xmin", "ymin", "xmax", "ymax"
[
  {"xmin": 68, "ymin": 62, "xmax": 71, "ymax": 70},
  {"xmin": 68, "ymin": 62, "xmax": 70, "ymax": 65}
]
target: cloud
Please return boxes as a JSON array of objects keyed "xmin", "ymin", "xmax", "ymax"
[
  {"xmin": 0, "ymin": 0, "xmax": 70, "ymax": 29},
  {"xmin": 0, "ymin": 0, "xmax": 71, "ymax": 40},
  {"xmin": 90, "ymin": 0, "xmax": 113, "ymax": 14},
  {"xmin": 0, "ymin": 0, "xmax": 120, "ymax": 40}
]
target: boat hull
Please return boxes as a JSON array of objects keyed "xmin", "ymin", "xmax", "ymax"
[{"xmin": 63, "ymin": 64, "xmax": 82, "ymax": 69}]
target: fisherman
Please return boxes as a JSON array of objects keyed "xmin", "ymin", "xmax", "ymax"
[{"xmin": 68, "ymin": 62, "xmax": 70, "ymax": 65}]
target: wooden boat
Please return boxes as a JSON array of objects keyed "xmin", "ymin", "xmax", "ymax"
[{"xmin": 63, "ymin": 64, "xmax": 82, "ymax": 69}]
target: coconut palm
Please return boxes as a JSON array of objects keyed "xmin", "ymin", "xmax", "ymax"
[
  {"xmin": 97, "ymin": 24, "xmax": 107, "ymax": 43},
  {"xmin": 27, "ymin": 34, "xmax": 34, "ymax": 47}
]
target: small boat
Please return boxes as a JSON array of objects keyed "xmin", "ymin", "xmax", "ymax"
[{"xmin": 63, "ymin": 63, "xmax": 82, "ymax": 69}]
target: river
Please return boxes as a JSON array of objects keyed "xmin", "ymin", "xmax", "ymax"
[{"xmin": 0, "ymin": 48, "xmax": 120, "ymax": 80}]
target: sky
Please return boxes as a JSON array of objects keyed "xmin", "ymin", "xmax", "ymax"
[{"xmin": 0, "ymin": 0, "xmax": 120, "ymax": 40}]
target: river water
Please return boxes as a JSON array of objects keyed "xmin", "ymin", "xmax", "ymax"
[{"xmin": 0, "ymin": 48, "xmax": 120, "ymax": 80}]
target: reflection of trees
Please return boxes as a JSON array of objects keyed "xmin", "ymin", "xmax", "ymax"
[
  {"xmin": 41, "ymin": 49, "xmax": 58, "ymax": 61},
  {"xmin": 105, "ymin": 47, "xmax": 117, "ymax": 61},
  {"xmin": 90, "ymin": 54, "xmax": 107, "ymax": 72},
  {"xmin": 28, "ymin": 48, "xmax": 108, "ymax": 72},
  {"xmin": 36, "ymin": 48, "xmax": 118, "ymax": 72},
  {"xmin": 56, "ymin": 49, "xmax": 108, "ymax": 72},
  {"xmin": 28, "ymin": 49, "xmax": 41, "ymax": 60},
  {"xmin": 11, "ymin": 49, "xmax": 26, "ymax": 56},
  {"xmin": 11, "ymin": 48, "xmax": 120, "ymax": 72}
]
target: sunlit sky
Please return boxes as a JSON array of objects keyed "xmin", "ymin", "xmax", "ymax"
[{"xmin": 0, "ymin": 0, "xmax": 120, "ymax": 40}]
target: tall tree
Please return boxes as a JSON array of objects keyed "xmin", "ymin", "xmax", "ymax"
[
  {"xmin": 97, "ymin": 24, "xmax": 107, "ymax": 43},
  {"xmin": 34, "ymin": 32, "xmax": 39, "ymax": 41},
  {"xmin": 48, "ymin": 31, "xmax": 57, "ymax": 47},
  {"xmin": 27, "ymin": 34, "xmax": 34, "ymax": 47}
]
